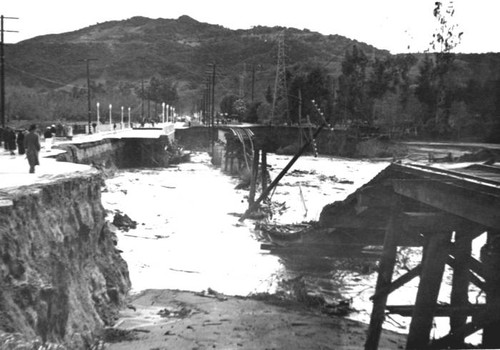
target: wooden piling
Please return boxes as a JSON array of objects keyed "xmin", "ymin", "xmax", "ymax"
[
  {"xmin": 482, "ymin": 231, "xmax": 500, "ymax": 348},
  {"xmin": 406, "ymin": 231, "xmax": 451, "ymax": 349},
  {"xmin": 248, "ymin": 149, "xmax": 260, "ymax": 206},
  {"xmin": 365, "ymin": 198, "xmax": 401, "ymax": 350},
  {"xmin": 449, "ymin": 232, "xmax": 472, "ymax": 348},
  {"xmin": 261, "ymin": 151, "xmax": 268, "ymax": 193}
]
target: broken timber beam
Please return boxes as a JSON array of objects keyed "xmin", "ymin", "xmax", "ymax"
[
  {"xmin": 446, "ymin": 256, "xmax": 485, "ymax": 290},
  {"xmin": 239, "ymin": 122, "xmax": 326, "ymax": 222},
  {"xmin": 386, "ymin": 304, "xmax": 486, "ymax": 317},
  {"xmin": 393, "ymin": 179, "xmax": 500, "ymax": 228},
  {"xmin": 370, "ymin": 264, "xmax": 422, "ymax": 302}
]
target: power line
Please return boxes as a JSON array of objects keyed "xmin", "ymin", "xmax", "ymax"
[{"xmin": 6, "ymin": 63, "xmax": 86, "ymax": 89}]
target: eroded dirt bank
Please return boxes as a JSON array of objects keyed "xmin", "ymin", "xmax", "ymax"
[
  {"xmin": 106, "ymin": 289, "xmax": 405, "ymax": 350},
  {"xmin": 0, "ymin": 170, "xmax": 130, "ymax": 348}
]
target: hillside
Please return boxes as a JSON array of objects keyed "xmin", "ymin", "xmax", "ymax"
[
  {"xmin": 3, "ymin": 15, "xmax": 388, "ymax": 113},
  {"xmin": 4, "ymin": 15, "xmax": 500, "ymax": 121}
]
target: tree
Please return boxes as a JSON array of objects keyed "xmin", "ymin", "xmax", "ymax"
[
  {"xmin": 244, "ymin": 101, "xmax": 261, "ymax": 123},
  {"xmin": 336, "ymin": 45, "xmax": 370, "ymax": 124},
  {"xmin": 415, "ymin": 54, "xmax": 437, "ymax": 125},
  {"xmin": 146, "ymin": 76, "xmax": 179, "ymax": 105},
  {"xmin": 233, "ymin": 99, "xmax": 248, "ymax": 120},
  {"xmin": 135, "ymin": 76, "xmax": 179, "ymax": 114},
  {"xmin": 265, "ymin": 85, "xmax": 273, "ymax": 104},
  {"xmin": 417, "ymin": 0, "xmax": 463, "ymax": 136},
  {"xmin": 220, "ymin": 94, "xmax": 239, "ymax": 117},
  {"xmin": 289, "ymin": 66, "xmax": 331, "ymax": 125}
]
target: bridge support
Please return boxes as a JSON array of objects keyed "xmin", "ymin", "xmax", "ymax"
[{"xmin": 363, "ymin": 164, "xmax": 500, "ymax": 349}]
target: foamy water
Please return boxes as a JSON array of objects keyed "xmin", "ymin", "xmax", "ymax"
[{"xmin": 101, "ymin": 152, "xmax": 485, "ymax": 344}]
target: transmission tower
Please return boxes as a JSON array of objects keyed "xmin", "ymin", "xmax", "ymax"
[{"xmin": 271, "ymin": 30, "xmax": 290, "ymax": 124}]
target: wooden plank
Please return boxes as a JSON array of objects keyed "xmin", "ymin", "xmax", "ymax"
[
  {"xmin": 260, "ymin": 243, "xmax": 379, "ymax": 259},
  {"xmin": 386, "ymin": 304, "xmax": 485, "ymax": 317},
  {"xmin": 467, "ymin": 255, "xmax": 485, "ymax": 279},
  {"xmin": 406, "ymin": 231, "xmax": 450, "ymax": 349},
  {"xmin": 365, "ymin": 199, "xmax": 401, "ymax": 350},
  {"xmin": 446, "ymin": 256, "xmax": 485, "ymax": 290},
  {"xmin": 370, "ymin": 264, "xmax": 422, "ymax": 301},
  {"xmin": 393, "ymin": 179, "xmax": 500, "ymax": 229},
  {"xmin": 402, "ymin": 212, "xmax": 477, "ymax": 232},
  {"xmin": 465, "ymin": 163, "xmax": 500, "ymax": 175},
  {"xmin": 395, "ymin": 163, "xmax": 500, "ymax": 188},
  {"xmin": 430, "ymin": 302, "xmax": 500, "ymax": 349}
]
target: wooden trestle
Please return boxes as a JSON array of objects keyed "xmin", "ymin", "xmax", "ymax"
[{"xmin": 364, "ymin": 163, "xmax": 500, "ymax": 349}]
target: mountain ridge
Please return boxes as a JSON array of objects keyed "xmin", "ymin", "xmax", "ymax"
[{"xmin": 4, "ymin": 15, "xmax": 500, "ymax": 117}]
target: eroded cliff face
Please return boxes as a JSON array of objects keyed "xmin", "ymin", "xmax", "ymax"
[
  {"xmin": 0, "ymin": 170, "xmax": 130, "ymax": 348},
  {"xmin": 55, "ymin": 139, "xmax": 127, "ymax": 167}
]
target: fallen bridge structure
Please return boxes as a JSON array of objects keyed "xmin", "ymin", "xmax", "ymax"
[{"xmin": 319, "ymin": 162, "xmax": 500, "ymax": 349}]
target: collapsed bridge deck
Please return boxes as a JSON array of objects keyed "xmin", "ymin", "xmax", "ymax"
[{"xmin": 322, "ymin": 162, "xmax": 500, "ymax": 349}]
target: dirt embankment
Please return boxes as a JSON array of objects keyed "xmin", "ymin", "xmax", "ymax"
[
  {"xmin": 104, "ymin": 289, "xmax": 405, "ymax": 350},
  {"xmin": 0, "ymin": 171, "xmax": 130, "ymax": 348}
]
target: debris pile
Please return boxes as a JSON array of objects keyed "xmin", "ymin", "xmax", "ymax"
[{"xmin": 112, "ymin": 212, "xmax": 137, "ymax": 231}]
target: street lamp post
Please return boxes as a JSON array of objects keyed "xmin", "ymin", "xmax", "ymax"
[
  {"xmin": 162, "ymin": 102, "xmax": 165, "ymax": 123},
  {"xmin": 96, "ymin": 102, "xmax": 100, "ymax": 132},
  {"xmin": 128, "ymin": 107, "xmax": 131, "ymax": 128},
  {"xmin": 109, "ymin": 104, "xmax": 112, "ymax": 129},
  {"xmin": 121, "ymin": 106, "xmax": 124, "ymax": 129}
]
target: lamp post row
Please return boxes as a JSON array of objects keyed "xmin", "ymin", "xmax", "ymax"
[{"xmin": 94, "ymin": 101, "xmax": 173, "ymax": 132}]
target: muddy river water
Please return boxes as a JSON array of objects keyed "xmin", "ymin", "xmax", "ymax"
[{"xmin": 102, "ymin": 152, "xmax": 484, "ymax": 344}]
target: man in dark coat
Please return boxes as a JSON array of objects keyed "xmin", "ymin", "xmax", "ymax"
[
  {"xmin": 5, "ymin": 127, "xmax": 16, "ymax": 155},
  {"xmin": 24, "ymin": 124, "xmax": 41, "ymax": 173},
  {"xmin": 17, "ymin": 130, "xmax": 26, "ymax": 155}
]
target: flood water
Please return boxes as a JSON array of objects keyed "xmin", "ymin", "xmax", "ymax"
[{"xmin": 102, "ymin": 152, "xmax": 484, "ymax": 343}]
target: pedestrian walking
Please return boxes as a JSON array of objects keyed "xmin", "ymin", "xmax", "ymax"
[
  {"xmin": 24, "ymin": 124, "xmax": 41, "ymax": 173},
  {"xmin": 17, "ymin": 130, "xmax": 26, "ymax": 155},
  {"xmin": 5, "ymin": 127, "xmax": 16, "ymax": 155}
]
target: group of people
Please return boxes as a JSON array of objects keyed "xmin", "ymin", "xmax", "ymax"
[
  {"xmin": 1, "ymin": 124, "xmax": 47, "ymax": 173},
  {"xmin": 1, "ymin": 127, "xmax": 26, "ymax": 156}
]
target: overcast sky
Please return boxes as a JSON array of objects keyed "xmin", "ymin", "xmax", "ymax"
[{"xmin": 1, "ymin": 0, "xmax": 498, "ymax": 54}]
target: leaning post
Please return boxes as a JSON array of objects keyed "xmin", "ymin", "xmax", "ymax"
[
  {"xmin": 406, "ymin": 231, "xmax": 451, "ymax": 349},
  {"xmin": 365, "ymin": 194, "xmax": 402, "ymax": 350}
]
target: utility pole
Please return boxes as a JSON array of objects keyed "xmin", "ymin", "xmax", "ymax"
[
  {"xmin": 79, "ymin": 58, "xmax": 97, "ymax": 134},
  {"xmin": 0, "ymin": 15, "xmax": 18, "ymax": 129},
  {"xmin": 210, "ymin": 63, "xmax": 216, "ymax": 154},
  {"xmin": 211, "ymin": 63, "xmax": 216, "ymax": 128},
  {"xmin": 141, "ymin": 79, "xmax": 145, "ymax": 122},
  {"xmin": 251, "ymin": 64, "xmax": 256, "ymax": 102}
]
